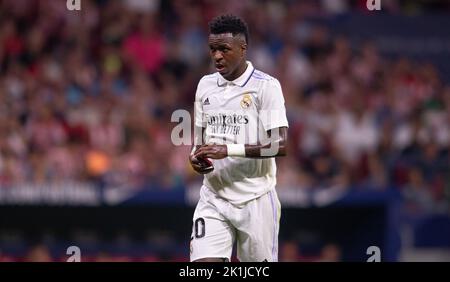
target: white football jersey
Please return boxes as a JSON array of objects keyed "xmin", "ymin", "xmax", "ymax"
[{"xmin": 194, "ymin": 61, "xmax": 289, "ymax": 206}]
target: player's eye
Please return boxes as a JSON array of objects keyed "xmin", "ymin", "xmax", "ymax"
[
  {"xmin": 219, "ymin": 46, "xmax": 231, "ymax": 53},
  {"xmin": 209, "ymin": 46, "xmax": 230, "ymax": 54}
]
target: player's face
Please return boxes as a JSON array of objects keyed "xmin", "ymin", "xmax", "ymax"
[{"xmin": 208, "ymin": 33, "xmax": 246, "ymax": 80}]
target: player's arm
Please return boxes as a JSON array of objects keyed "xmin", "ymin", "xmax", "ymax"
[
  {"xmin": 189, "ymin": 126, "xmax": 214, "ymax": 174},
  {"xmin": 189, "ymin": 93, "xmax": 214, "ymax": 174},
  {"xmin": 193, "ymin": 126, "xmax": 288, "ymax": 159},
  {"xmin": 189, "ymin": 81, "xmax": 214, "ymax": 174},
  {"xmin": 244, "ymin": 126, "xmax": 288, "ymax": 158},
  {"xmin": 189, "ymin": 125, "xmax": 203, "ymax": 160}
]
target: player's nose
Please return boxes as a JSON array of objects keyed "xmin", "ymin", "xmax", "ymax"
[{"xmin": 212, "ymin": 50, "xmax": 224, "ymax": 61}]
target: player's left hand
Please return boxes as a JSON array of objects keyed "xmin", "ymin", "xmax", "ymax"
[{"xmin": 194, "ymin": 144, "xmax": 228, "ymax": 160}]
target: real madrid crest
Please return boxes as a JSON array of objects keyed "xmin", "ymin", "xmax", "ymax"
[{"xmin": 240, "ymin": 94, "xmax": 252, "ymax": 109}]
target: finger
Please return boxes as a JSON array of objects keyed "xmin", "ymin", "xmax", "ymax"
[
  {"xmin": 196, "ymin": 152, "xmax": 214, "ymax": 159},
  {"xmin": 194, "ymin": 149, "xmax": 208, "ymax": 159},
  {"xmin": 191, "ymin": 163, "xmax": 203, "ymax": 170},
  {"xmin": 206, "ymin": 154, "xmax": 219, "ymax": 159},
  {"xmin": 198, "ymin": 152, "xmax": 214, "ymax": 159},
  {"xmin": 190, "ymin": 157, "xmax": 202, "ymax": 165}
]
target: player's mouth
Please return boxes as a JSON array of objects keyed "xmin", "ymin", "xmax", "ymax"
[{"xmin": 215, "ymin": 63, "xmax": 226, "ymax": 73}]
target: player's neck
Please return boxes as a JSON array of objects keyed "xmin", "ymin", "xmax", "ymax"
[{"xmin": 224, "ymin": 61, "xmax": 248, "ymax": 81}]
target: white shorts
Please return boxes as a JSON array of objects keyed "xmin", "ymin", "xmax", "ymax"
[{"xmin": 190, "ymin": 186, "xmax": 281, "ymax": 262}]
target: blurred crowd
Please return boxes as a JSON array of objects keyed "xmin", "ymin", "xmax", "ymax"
[
  {"xmin": 1, "ymin": 0, "xmax": 448, "ymax": 213},
  {"xmin": 0, "ymin": 239, "xmax": 341, "ymax": 262},
  {"xmin": 0, "ymin": 0, "xmax": 449, "ymax": 262}
]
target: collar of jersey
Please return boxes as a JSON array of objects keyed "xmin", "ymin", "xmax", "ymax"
[{"xmin": 217, "ymin": 61, "xmax": 255, "ymax": 87}]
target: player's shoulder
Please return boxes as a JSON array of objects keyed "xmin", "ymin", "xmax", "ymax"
[
  {"xmin": 251, "ymin": 69, "xmax": 281, "ymax": 91},
  {"xmin": 251, "ymin": 69, "xmax": 277, "ymax": 82},
  {"xmin": 198, "ymin": 73, "xmax": 219, "ymax": 86},
  {"xmin": 196, "ymin": 73, "xmax": 219, "ymax": 98}
]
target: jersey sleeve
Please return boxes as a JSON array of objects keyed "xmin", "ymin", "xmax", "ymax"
[
  {"xmin": 259, "ymin": 78, "xmax": 289, "ymax": 131},
  {"xmin": 194, "ymin": 80, "xmax": 206, "ymax": 128}
]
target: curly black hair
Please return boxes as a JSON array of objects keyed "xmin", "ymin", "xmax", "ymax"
[{"xmin": 208, "ymin": 14, "xmax": 249, "ymax": 44}]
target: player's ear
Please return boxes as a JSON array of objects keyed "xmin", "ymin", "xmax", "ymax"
[{"xmin": 241, "ymin": 43, "xmax": 247, "ymax": 57}]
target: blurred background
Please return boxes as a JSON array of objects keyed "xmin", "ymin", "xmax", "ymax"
[{"xmin": 0, "ymin": 0, "xmax": 449, "ymax": 262}]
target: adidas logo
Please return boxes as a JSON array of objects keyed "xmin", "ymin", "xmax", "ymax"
[{"xmin": 203, "ymin": 98, "xmax": 210, "ymax": 105}]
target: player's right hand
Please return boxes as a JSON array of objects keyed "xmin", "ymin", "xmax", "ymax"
[{"xmin": 189, "ymin": 154, "xmax": 214, "ymax": 174}]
